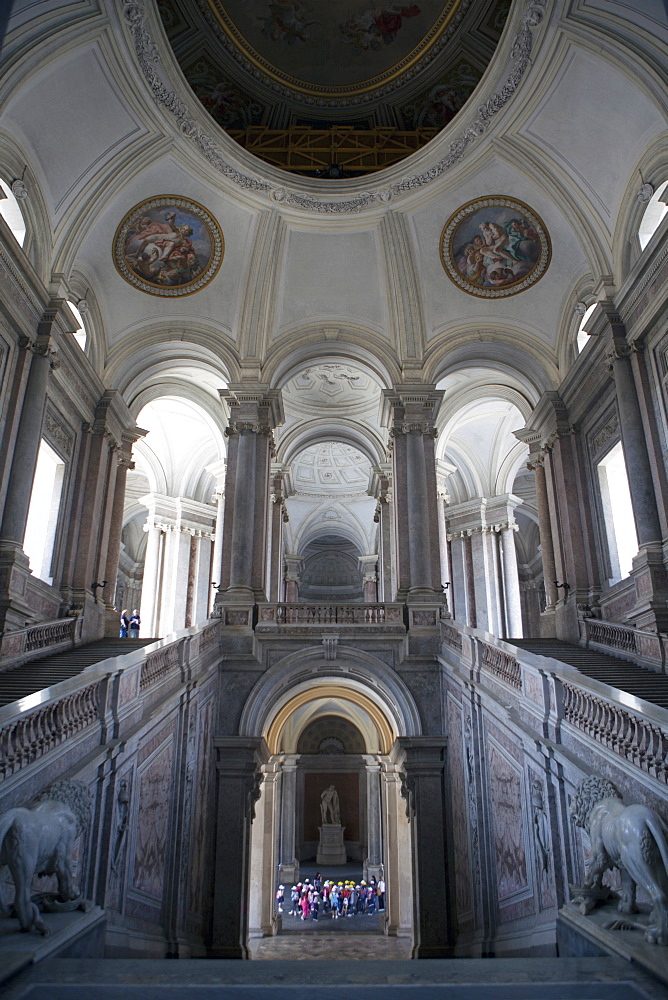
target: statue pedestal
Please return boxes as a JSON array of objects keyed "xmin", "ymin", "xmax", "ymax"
[{"xmin": 316, "ymin": 824, "xmax": 346, "ymax": 866}]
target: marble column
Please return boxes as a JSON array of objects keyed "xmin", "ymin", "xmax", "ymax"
[
  {"xmin": 381, "ymin": 764, "xmax": 413, "ymax": 940},
  {"xmin": 248, "ymin": 761, "xmax": 280, "ymax": 940},
  {"xmin": 104, "ymin": 444, "xmax": 135, "ymax": 612},
  {"xmin": 278, "ymin": 755, "xmax": 299, "ymax": 884},
  {"xmin": 500, "ymin": 524, "xmax": 522, "ymax": 638},
  {"xmin": 218, "ymin": 386, "xmax": 284, "ymax": 607},
  {"xmin": 464, "ymin": 534, "xmax": 476, "ymax": 628},
  {"xmin": 359, "ymin": 555, "xmax": 378, "ymax": 603},
  {"xmin": 139, "ymin": 523, "xmax": 163, "ymax": 638},
  {"xmin": 397, "ymin": 737, "xmax": 453, "ymax": 958},
  {"xmin": 206, "ymin": 457, "xmax": 227, "ymax": 613},
  {"xmin": 364, "ymin": 759, "xmax": 383, "ymax": 881},
  {"xmin": 211, "ymin": 737, "xmax": 268, "ymax": 959},
  {"xmin": 381, "ymin": 385, "xmax": 443, "ymax": 604},
  {"xmin": 527, "ymin": 453, "xmax": 557, "ymax": 610},
  {"xmin": 284, "ymin": 555, "xmax": 302, "ymax": 604},
  {"xmin": 268, "ymin": 469, "xmax": 289, "ymax": 603}
]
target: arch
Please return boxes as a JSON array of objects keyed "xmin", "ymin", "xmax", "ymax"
[
  {"xmin": 613, "ymin": 133, "xmax": 668, "ymax": 281},
  {"xmin": 276, "ymin": 418, "xmax": 385, "ymax": 469},
  {"xmin": 239, "ymin": 646, "xmax": 422, "ymax": 752},
  {"xmin": 262, "ymin": 327, "xmax": 401, "ymax": 391},
  {"xmin": 424, "ymin": 332, "xmax": 559, "ymax": 400},
  {"xmin": 0, "ymin": 128, "xmax": 52, "ymax": 281}
]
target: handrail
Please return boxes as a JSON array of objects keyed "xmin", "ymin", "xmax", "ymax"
[{"xmin": 439, "ymin": 618, "xmax": 668, "ymax": 785}]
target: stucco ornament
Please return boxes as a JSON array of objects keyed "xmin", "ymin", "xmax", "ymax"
[
  {"xmin": 569, "ymin": 776, "xmax": 668, "ymax": 945},
  {"xmin": 0, "ymin": 780, "xmax": 91, "ymax": 935}
]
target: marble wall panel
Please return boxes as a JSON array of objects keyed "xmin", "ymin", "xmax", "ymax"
[
  {"xmin": 131, "ymin": 735, "xmax": 175, "ymax": 901},
  {"xmin": 487, "ymin": 738, "xmax": 529, "ymax": 908}
]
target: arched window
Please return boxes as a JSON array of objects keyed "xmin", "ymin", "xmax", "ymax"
[
  {"xmin": 68, "ymin": 301, "xmax": 88, "ymax": 351},
  {"xmin": 576, "ymin": 303, "xmax": 597, "ymax": 353},
  {"xmin": 639, "ymin": 180, "xmax": 668, "ymax": 250},
  {"xmin": 0, "ymin": 179, "xmax": 26, "ymax": 247}
]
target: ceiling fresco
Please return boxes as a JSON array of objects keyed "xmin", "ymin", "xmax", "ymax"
[
  {"xmin": 201, "ymin": 1, "xmax": 459, "ymax": 94},
  {"xmin": 157, "ymin": 0, "xmax": 511, "ymax": 176}
]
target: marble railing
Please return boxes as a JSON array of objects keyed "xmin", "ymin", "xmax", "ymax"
[
  {"xmin": 0, "ymin": 615, "xmax": 83, "ymax": 668},
  {"xmin": 0, "ymin": 620, "xmax": 220, "ymax": 784},
  {"xmin": 256, "ymin": 603, "xmax": 406, "ymax": 629},
  {"xmin": 579, "ymin": 616, "xmax": 667, "ymax": 672},
  {"xmin": 439, "ymin": 619, "xmax": 668, "ymax": 786}
]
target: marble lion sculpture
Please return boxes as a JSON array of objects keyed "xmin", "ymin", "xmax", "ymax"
[
  {"xmin": 570, "ymin": 775, "xmax": 668, "ymax": 945},
  {"xmin": 0, "ymin": 779, "xmax": 91, "ymax": 935}
]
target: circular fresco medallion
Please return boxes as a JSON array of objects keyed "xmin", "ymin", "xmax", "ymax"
[
  {"xmin": 440, "ymin": 197, "xmax": 551, "ymax": 298},
  {"xmin": 113, "ymin": 196, "xmax": 224, "ymax": 297}
]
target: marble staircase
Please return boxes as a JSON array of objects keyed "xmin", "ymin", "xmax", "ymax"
[
  {"xmin": 511, "ymin": 637, "xmax": 668, "ymax": 708},
  {"xmin": 0, "ymin": 638, "xmax": 155, "ymax": 706}
]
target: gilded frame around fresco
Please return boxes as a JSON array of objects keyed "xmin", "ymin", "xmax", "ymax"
[
  {"xmin": 440, "ymin": 196, "xmax": 551, "ymax": 298},
  {"xmin": 113, "ymin": 195, "xmax": 224, "ymax": 298}
]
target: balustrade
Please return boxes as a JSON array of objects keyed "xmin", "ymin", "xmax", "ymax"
[
  {"xmin": 0, "ymin": 619, "xmax": 221, "ymax": 783},
  {"xmin": 563, "ymin": 681, "xmax": 668, "ymax": 783},
  {"xmin": 256, "ymin": 603, "xmax": 405, "ymax": 628},
  {"xmin": 0, "ymin": 615, "xmax": 83, "ymax": 666},
  {"xmin": 481, "ymin": 641, "xmax": 522, "ymax": 689}
]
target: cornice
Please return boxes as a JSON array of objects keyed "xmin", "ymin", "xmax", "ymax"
[{"xmin": 122, "ymin": 0, "xmax": 549, "ymax": 216}]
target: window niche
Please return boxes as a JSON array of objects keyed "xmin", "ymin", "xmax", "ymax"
[
  {"xmin": 596, "ymin": 441, "xmax": 638, "ymax": 585},
  {"xmin": 23, "ymin": 438, "xmax": 67, "ymax": 587}
]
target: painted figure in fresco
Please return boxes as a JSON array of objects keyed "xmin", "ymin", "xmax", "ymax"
[
  {"xmin": 257, "ymin": 1, "xmax": 317, "ymax": 45},
  {"xmin": 124, "ymin": 209, "xmax": 203, "ymax": 287},
  {"xmin": 320, "ymin": 784, "xmax": 341, "ymax": 824},
  {"xmin": 452, "ymin": 208, "xmax": 542, "ymax": 289},
  {"xmin": 340, "ymin": 3, "xmax": 421, "ymax": 52}
]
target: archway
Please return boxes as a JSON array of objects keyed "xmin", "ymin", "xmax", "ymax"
[{"xmin": 234, "ymin": 651, "xmax": 423, "ymax": 953}]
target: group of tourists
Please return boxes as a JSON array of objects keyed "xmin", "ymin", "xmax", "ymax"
[
  {"xmin": 119, "ymin": 610, "xmax": 140, "ymax": 638},
  {"xmin": 277, "ymin": 873, "xmax": 386, "ymax": 921}
]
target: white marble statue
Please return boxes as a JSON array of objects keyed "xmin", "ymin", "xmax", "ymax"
[
  {"xmin": 320, "ymin": 784, "xmax": 341, "ymax": 825},
  {"xmin": 0, "ymin": 780, "xmax": 91, "ymax": 935},
  {"xmin": 570, "ymin": 775, "xmax": 668, "ymax": 945}
]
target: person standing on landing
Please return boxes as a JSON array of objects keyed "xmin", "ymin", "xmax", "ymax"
[{"xmin": 129, "ymin": 609, "xmax": 141, "ymax": 638}]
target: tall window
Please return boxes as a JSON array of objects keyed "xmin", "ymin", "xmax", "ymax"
[
  {"xmin": 597, "ymin": 441, "xmax": 638, "ymax": 584},
  {"xmin": 0, "ymin": 179, "xmax": 26, "ymax": 246},
  {"xmin": 68, "ymin": 301, "xmax": 87, "ymax": 351},
  {"xmin": 23, "ymin": 440, "xmax": 66, "ymax": 586},
  {"xmin": 639, "ymin": 180, "xmax": 668, "ymax": 250},
  {"xmin": 576, "ymin": 303, "xmax": 597, "ymax": 353}
]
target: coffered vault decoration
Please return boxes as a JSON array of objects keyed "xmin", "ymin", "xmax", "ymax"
[
  {"xmin": 113, "ymin": 195, "xmax": 224, "ymax": 297},
  {"xmin": 440, "ymin": 196, "xmax": 551, "ymax": 298}
]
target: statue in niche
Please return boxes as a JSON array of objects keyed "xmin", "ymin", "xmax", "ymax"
[
  {"xmin": 320, "ymin": 784, "xmax": 341, "ymax": 825},
  {"xmin": 0, "ymin": 780, "xmax": 91, "ymax": 935},
  {"xmin": 569, "ymin": 775, "xmax": 668, "ymax": 945}
]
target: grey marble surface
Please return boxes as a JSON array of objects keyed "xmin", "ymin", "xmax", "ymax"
[{"xmin": 3, "ymin": 959, "xmax": 668, "ymax": 1000}]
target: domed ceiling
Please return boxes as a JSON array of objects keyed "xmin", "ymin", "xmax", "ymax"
[{"xmin": 157, "ymin": 0, "xmax": 511, "ymax": 176}]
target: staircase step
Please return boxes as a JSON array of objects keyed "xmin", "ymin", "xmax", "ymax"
[
  {"xmin": 0, "ymin": 638, "xmax": 157, "ymax": 708},
  {"xmin": 511, "ymin": 638, "xmax": 668, "ymax": 709}
]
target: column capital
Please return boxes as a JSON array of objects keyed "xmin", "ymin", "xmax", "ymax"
[
  {"xmin": 381, "ymin": 383, "xmax": 443, "ymax": 432},
  {"xmin": 220, "ymin": 384, "xmax": 284, "ymax": 431}
]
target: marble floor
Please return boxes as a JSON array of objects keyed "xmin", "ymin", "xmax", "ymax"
[{"xmin": 250, "ymin": 931, "xmax": 411, "ymax": 960}]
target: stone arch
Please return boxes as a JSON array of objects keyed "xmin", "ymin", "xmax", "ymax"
[
  {"xmin": 239, "ymin": 646, "xmax": 423, "ymax": 746},
  {"xmin": 613, "ymin": 134, "xmax": 668, "ymax": 281},
  {"xmin": 0, "ymin": 127, "xmax": 51, "ymax": 281}
]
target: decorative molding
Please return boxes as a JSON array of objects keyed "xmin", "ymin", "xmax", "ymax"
[
  {"xmin": 123, "ymin": 0, "xmax": 547, "ymax": 215},
  {"xmin": 43, "ymin": 406, "xmax": 74, "ymax": 457}
]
